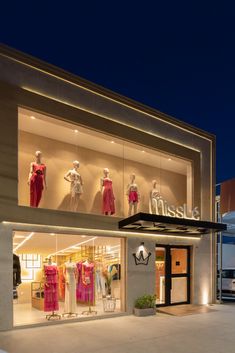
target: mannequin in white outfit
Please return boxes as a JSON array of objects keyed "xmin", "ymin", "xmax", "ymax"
[
  {"xmin": 149, "ymin": 179, "xmax": 162, "ymax": 214},
  {"xmin": 64, "ymin": 160, "xmax": 83, "ymax": 212},
  {"xmin": 64, "ymin": 257, "xmax": 77, "ymax": 316}
]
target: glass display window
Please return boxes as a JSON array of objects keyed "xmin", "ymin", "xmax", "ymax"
[
  {"xmin": 18, "ymin": 107, "xmax": 194, "ymax": 218},
  {"xmin": 13, "ymin": 231, "xmax": 125, "ymax": 326}
]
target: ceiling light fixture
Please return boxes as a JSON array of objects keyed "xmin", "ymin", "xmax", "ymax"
[
  {"xmin": 111, "ymin": 141, "xmax": 115, "ymax": 144},
  {"xmin": 30, "ymin": 116, "xmax": 36, "ymax": 120},
  {"xmin": 47, "ymin": 236, "xmax": 97, "ymax": 258},
  {"xmin": 14, "ymin": 232, "xmax": 34, "ymax": 252},
  {"xmin": 74, "ymin": 129, "xmax": 78, "ymax": 133}
]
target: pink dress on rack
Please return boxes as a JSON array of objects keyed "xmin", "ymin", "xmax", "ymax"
[
  {"xmin": 102, "ymin": 178, "xmax": 115, "ymax": 215},
  {"xmin": 44, "ymin": 265, "xmax": 59, "ymax": 312},
  {"xmin": 76, "ymin": 261, "xmax": 94, "ymax": 303}
]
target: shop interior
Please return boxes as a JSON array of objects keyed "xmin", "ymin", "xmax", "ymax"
[
  {"xmin": 18, "ymin": 107, "xmax": 192, "ymax": 217},
  {"xmin": 13, "ymin": 231, "xmax": 124, "ymax": 326}
]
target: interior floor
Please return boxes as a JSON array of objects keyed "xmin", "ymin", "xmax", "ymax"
[{"xmin": 14, "ymin": 299, "xmax": 121, "ymax": 326}]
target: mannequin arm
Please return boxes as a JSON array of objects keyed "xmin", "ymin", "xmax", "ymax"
[
  {"xmin": 64, "ymin": 170, "xmax": 71, "ymax": 182},
  {"xmin": 44, "ymin": 166, "xmax": 47, "ymax": 189},
  {"xmin": 80, "ymin": 175, "xmax": 84, "ymax": 186},
  {"xmin": 27, "ymin": 162, "xmax": 34, "ymax": 185}
]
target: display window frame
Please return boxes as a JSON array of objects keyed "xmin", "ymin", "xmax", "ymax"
[
  {"xmin": 17, "ymin": 102, "xmax": 200, "ymax": 220},
  {"xmin": 12, "ymin": 227, "xmax": 126, "ymax": 327}
]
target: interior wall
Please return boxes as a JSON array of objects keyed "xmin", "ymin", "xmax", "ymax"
[{"xmin": 18, "ymin": 131, "xmax": 187, "ymax": 217}]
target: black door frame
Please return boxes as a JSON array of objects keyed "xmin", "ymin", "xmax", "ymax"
[{"xmin": 156, "ymin": 244, "xmax": 191, "ymax": 307}]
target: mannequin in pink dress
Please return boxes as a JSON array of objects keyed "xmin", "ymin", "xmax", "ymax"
[
  {"xmin": 28, "ymin": 150, "xmax": 47, "ymax": 207},
  {"xmin": 43, "ymin": 258, "xmax": 61, "ymax": 320},
  {"xmin": 126, "ymin": 173, "xmax": 140, "ymax": 216},
  {"xmin": 76, "ymin": 259, "xmax": 95, "ymax": 304},
  {"xmin": 100, "ymin": 168, "xmax": 115, "ymax": 215}
]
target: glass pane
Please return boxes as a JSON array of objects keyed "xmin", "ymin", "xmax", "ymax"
[
  {"xmin": 155, "ymin": 247, "xmax": 166, "ymax": 305},
  {"xmin": 171, "ymin": 248, "xmax": 187, "ymax": 274},
  {"xmin": 171, "ymin": 277, "xmax": 187, "ymax": 303},
  {"xmin": 13, "ymin": 231, "xmax": 124, "ymax": 326}
]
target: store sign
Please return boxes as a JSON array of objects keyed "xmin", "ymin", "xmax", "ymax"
[{"xmin": 151, "ymin": 198, "xmax": 200, "ymax": 220}]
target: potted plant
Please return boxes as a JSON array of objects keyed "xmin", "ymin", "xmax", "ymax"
[{"xmin": 133, "ymin": 294, "xmax": 157, "ymax": 316}]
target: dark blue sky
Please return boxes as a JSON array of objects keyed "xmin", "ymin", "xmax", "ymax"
[{"xmin": 1, "ymin": 2, "xmax": 235, "ymax": 183}]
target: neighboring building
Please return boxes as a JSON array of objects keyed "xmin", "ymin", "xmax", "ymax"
[{"xmin": 0, "ymin": 45, "xmax": 225, "ymax": 330}]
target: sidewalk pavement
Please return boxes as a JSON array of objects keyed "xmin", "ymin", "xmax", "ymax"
[{"xmin": 0, "ymin": 304, "xmax": 235, "ymax": 353}]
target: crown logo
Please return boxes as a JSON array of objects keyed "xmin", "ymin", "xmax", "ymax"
[{"xmin": 133, "ymin": 242, "xmax": 152, "ymax": 266}]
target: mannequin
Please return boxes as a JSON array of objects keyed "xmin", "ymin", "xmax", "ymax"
[
  {"xmin": 64, "ymin": 257, "xmax": 77, "ymax": 315},
  {"xmin": 64, "ymin": 160, "xmax": 83, "ymax": 212},
  {"xmin": 43, "ymin": 257, "xmax": 59, "ymax": 316},
  {"xmin": 28, "ymin": 150, "xmax": 47, "ymax": 207},
  {"xmin": 126, "ymin": 173, "xmax": 140, "ymax": 216},
  {"xmin": 149, "ymin": 179, "xmax": 162, "ymax": 214},
  {"xmin": 100, "ymin": 168, "xmax": 115, "ymax": 215}
]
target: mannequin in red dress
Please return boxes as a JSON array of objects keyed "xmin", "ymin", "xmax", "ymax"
[
  {"xmin": 126, "ymin": 173, "xmax": 140, "ymax": 216},
  {"xmin": 100, "ymin": 168, "xmax": 115, "ymax": 215},
  {"xmin": 28, "ymin": 151, "xmax": 47, "ymax": 207}
]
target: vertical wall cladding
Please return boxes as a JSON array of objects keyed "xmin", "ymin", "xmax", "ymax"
[
  {"xmin": 126, "ymin": 237, "xmax": 156, "ymax": 313},
  {"xmin": 0, "ymin": 89, "xmax": 18, "ymax": 213},
  {"xmin": 0, "ymin": 225, "xmax": 13, "ymax": 330}
]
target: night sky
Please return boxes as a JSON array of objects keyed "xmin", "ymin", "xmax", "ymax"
[{"xmin": 1, "ymin": 2, "xmax": 235, "ymax": 184}]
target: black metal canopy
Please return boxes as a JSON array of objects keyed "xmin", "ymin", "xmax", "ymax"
[{"xmin": 118, "ymin": 212, "xmax": 227, "ymax": 236}]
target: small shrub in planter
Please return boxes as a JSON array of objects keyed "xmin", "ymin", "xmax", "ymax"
[{"xmin": 134, "ymin": 295, "xmax": 156, "ymax": 316}]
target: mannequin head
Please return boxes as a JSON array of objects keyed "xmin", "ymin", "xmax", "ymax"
[
  {"xmin": 103, "ymin": 168, "xmax": 109, "ymax": 177},
  {"xmin": 130, "ymin": 173, "xmax": 135, "ymax": 183},
  {"xmin": 152, "ymin": 179, "xmax": 157, "ymax": 188},
  {"xmin": 35, "ymin": 150, "xmax": 42, "ymax": 161},
  {"xmin": 73, "ymin": 160, "xmax": 80, "ymax": 169}
]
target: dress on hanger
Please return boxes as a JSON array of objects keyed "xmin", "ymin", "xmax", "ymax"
[
  {"xmin": 30, "ymin": 163, "xmax": 46, "ymax": 207},
  {"xmin": 64, "ymin": 262, "xmax": 77, "ymax": 313},
  {"xmin": 44, "ymin": 264, "xmax": 59, "ymax": 312},
  {"xmin": 102, "ymin": 178, "xmax": 115, "ymax": 215},
  {"xmin": 58, "ymin": 266, "xmax": 65, "ymax": 301}
]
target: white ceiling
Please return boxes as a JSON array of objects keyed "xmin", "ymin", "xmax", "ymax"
[
  {"xmin": 13, "ymin": 231, "xmax": 121, "ymax": 256},
  {"xmin": 18, "ymin": 107, "xmax": 191, "ymax": 175}
]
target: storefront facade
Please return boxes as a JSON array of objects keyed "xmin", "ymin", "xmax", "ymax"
[{"xmin": 0, "ymin": 45, "xmax": 223, "ymax": 330}]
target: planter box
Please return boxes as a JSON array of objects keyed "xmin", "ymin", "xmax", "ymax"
[{"xmin": 133, "ymin": 307, "xmax": 156, "ymax": 317}]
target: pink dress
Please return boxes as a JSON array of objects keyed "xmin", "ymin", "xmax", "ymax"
[
  {"xmin": 102, "ymin": 178, "xmax": 115, "ymax": 215},
  {"xmin": 76, "ymin": 261, "xmax": 94, "ymax": 304},
  {"xmin": 44, "ymin": 265, "xmax": 59, "ymax": 312}
]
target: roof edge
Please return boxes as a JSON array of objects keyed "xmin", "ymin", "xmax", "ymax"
[{"xmin": 0, "ymin": 43, "xmax": 215, "ymax": 141}]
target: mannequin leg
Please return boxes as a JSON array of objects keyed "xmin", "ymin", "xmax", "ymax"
[
  {"xmin": 133, "ymin": 202, "xmax": 138, "ymax": 215},
  {"xmin": 128, "ymin": 202, "xmax": 134, "ymax": 216}
]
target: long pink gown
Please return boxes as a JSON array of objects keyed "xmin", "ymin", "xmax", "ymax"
[
  {"xmin": 44, "ymin": 265, "xmax": 59, "ymax": 312},
  {"xmin": 102, "ymin": 178, "xmax": 115, "ymax": 215},
  {"xmin": 76, "ymin": 261, "xmax": 94, "ymax": 304}
]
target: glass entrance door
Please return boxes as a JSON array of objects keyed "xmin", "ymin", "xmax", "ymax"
[{"xmin": 156, "ymin": 245, "xmax": 190, "ymax": 306}]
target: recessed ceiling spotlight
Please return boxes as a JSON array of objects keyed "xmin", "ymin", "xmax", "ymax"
[
  {"xmin": 141, "ymin": 150, "xmax": 145, "ymax": 153},
  {"xmin": 81, "ymin": 235, "xmax": 87, "ymax": 238},
  {"xmin": 168, "ymin": 158, "xmax": 172, "ymax": 161},
  {"xmin": 111, "ymin": 141, "xmax": 115, "ymax": 144},
  {"xmin": 50, "ymin": 233, "xmax": 55, "ymax": 236},
  {"xmin": 30, "ymin": 116, "xmax": 36, "ymax": 120},
  {"xmin": 74, "ymin": 129, "xmax": 78, "ymax": 133}
]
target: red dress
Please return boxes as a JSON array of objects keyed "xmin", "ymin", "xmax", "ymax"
[
  {"xmin": 30, "ymin": 163, "xmax": 46, "ymax": 207},
  {"xmin": 102, "ymin": 178, "xmax": 115, "ymax": 215},
  {"xmin": 44, "ymin": 265, "xmax": 59, "ymax": 312}
]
